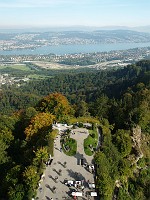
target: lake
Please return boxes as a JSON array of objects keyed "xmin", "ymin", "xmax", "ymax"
[{"xmin": 0, "ymin": 42, "xmax": 150, "ymax": 55}]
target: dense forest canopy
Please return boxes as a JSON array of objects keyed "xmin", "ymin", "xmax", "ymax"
[
  {"xmin": 0, "ymin": 60, "xmax": 150, "ymax": 199},
  {"xmin": 0, "ymin": 60, "xmax": 150, "ymax": 115}
]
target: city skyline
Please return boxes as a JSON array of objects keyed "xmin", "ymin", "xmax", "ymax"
[{"xmin": 0, "ymin": 0, "xmax": 150, "ymax": 28}]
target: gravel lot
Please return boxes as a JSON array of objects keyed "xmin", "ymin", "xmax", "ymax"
[{"xmin": 36, "ymin": 124, "xmax": 97, "ymax": 200}]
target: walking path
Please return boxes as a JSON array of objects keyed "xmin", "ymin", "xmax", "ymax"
[{"xmin": 70, "ymin": 128, "xmax": 93, "ymax": 164}]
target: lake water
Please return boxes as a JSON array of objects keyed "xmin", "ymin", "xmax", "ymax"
[{"xmin": 0, "ymin": 42, "xmax": 150, "ymax": 55}]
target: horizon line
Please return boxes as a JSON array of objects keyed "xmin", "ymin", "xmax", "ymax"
[{"xmin": 0, "ymin": 24, "xmax": 150, "ymax": 29}]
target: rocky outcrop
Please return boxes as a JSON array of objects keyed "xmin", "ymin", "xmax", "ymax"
[{"xmin": 131, "ymin": 125, "xmax": 143, "ymax": 165}]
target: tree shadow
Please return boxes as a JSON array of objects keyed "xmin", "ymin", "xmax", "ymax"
[
  {"xmin": 45, "ymin": 184, "xmax": 52, "ymax": 191},
  {"xmin": 45, "ymin": 196, "xmax": 51, "ymax": 200},
  {"xmin": 60, "ymin": 180, "xmax": 65, "ymax": 184},
  {"xmin": 52, "ymin": 168, "xmax": 60, "ymax": 175},
  {"xmin": 55, "ymin": 147, "xmax": 60, "ymax": 151},
  {"xmin": 58, "ymin": 161, "xmax": 66, "ymax": 168},
  {"xmin": 45, "ymin": 184, "xmax": 56, "ymax": 193},
  {"xmin": 66, "ymin": 169, "xmax": 86, "ymax": 181},
  {"xmin": 48, "ymin": 174, "xmax": 58, "ymax": 182},
  {"xmin": 45, "ymin": 184, "xmax": 50, "ymax": 189}
]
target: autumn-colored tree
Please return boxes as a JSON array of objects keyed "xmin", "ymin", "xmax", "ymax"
[
  {"xmin": 37, "ymin": 93, "xmax": 74, "ymax": 121},
  {"xmin": 49, "ymin": 129, "xmax": 58, "ymax": 139},
  {"xmin": 24, "ymin": 112, "xmax": 55, "ymax": 140},
  {"xmin": 33, "ymin": 146, "xmax": 49, "ymax": 167}
]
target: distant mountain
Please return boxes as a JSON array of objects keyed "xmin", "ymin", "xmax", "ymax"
[
  {"xmin": 0, "ymin": 25, "xmax": 150, "ymax": 33},
  {"xmin": 90, "ymin": 25, "xmax": 150, "ymax": 33},
  {"xmin": 88, "ymin": 25, "xmax": 150, "ymax": 33},
  {"xmin": 132, "ymin": 25, "xmax": 150, "ymax": 33}
]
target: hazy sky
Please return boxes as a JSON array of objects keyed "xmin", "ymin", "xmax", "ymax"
[{"xmin": 0, "ymin": 0, "xmax": 150, "ymax": 28}]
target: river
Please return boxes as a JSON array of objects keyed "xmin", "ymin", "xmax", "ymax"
[{"xmin": 0, "ymin": 42, "xmax": 150, "ymax": 55}]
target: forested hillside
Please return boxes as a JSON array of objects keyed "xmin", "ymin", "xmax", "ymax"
[
  {"xmin": 0, "ymin": 60, "xmax": 150, "ymax": 199},
  {"xmin": 1, "ymin": 60, "xmax": 150, "ymax": 114}
]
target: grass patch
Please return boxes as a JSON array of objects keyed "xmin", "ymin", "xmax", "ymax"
[
  {"xmin": 27, "ymin": 74, "xmax": 50, "ymax": 79},
  {"xmin": 84, "ymin": 128, "xmax": 98, "ymax": 156},
  {"xmin": 62, "ymin": 138, "xmax": 77, "ymax": 156}
]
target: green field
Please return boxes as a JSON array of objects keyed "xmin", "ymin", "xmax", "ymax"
[
  {"xmin": 0, "ymin": 64, "xmax": 32, "ymax": 71},
  {"xmin": 27, "ymin": 74, "xmax": 51, "ymax": 79}
]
